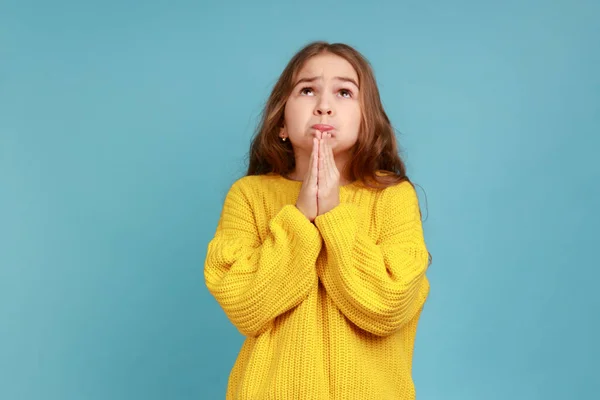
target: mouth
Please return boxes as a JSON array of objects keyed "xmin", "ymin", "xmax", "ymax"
[{"xmin": 312, "ymin": 124, "xmax": 335, "ymax": 132}]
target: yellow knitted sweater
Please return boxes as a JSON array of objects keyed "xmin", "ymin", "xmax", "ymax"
[{"xmin": 204, "ymin": 173, "xmax": 430, "ymax": 400}]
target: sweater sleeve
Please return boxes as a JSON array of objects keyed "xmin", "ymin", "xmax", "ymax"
[
  {"xmin": 204, "ymin": 179, "xmax": 322, "ymax": 337},
  {"xmin": 313, "ymin": 181, "xmax": 430, "ymax": 337}
]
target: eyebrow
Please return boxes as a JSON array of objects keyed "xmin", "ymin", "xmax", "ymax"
[{"xmin": 293, "ymin": 76, "xmax": 360, "ymax": 89}]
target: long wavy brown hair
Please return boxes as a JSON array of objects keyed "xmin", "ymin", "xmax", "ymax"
[
  {"xmin": 245, "ymin": 40, "xmax": 412, "ymax": 190},
  {"xmin": 243, "ymin": 40, "xmax": 431, "ymax": 266}
]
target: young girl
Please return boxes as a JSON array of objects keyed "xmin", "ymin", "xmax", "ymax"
[{"xmin": 204, "ymin": 41, "xmax": 431, "ymax": 400}]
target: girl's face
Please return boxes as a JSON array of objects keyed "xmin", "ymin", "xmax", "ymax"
[{"xmin": 281, "ymin": 53, "xmax": 361, "ymax": 156}]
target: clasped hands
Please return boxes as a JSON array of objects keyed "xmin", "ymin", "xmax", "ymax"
[
  {"xmin": 316, "ymin": 130, "xmax": 341, "ymax": 216},
  {"xmin": 295, "ymin": 130, "xmax": 341, "ymax": 222}
]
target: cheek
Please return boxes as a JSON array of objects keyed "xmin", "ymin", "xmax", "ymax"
[
  {"xmin": 285, "ymin": 100, "xmax": 313, "ymax": 128},
  {"xmin": 285, "ymin": 100, "xmax": 303, "ymax": 120},
  {"xmin": 345, "ymin": 104, "xmax": 362, "ymax": 130},
  {"xmin": 283, "ymin": 103, "xmax": 300, "ymax": 129}
]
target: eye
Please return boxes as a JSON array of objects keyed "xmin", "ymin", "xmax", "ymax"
[
  {"xmin": 339, "ymin": 89, "xmax": 353, "ymax": 98},
  {"xmin": 299, "ymin": 87, "xmax": 314, "ymax": 96}
]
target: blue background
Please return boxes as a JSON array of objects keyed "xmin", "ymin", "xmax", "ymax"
[{"xmin": 1, "ymin": 0, "xmax": 598, "ymax": 399}]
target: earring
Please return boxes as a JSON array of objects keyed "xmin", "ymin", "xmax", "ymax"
[{"xmin": 281, "ymin": 137, "xmax": 287, "ymax": 142}]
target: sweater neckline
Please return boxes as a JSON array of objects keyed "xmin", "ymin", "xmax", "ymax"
[{"xmin": 275, "ymin": 174, "xmax": 358, "ymax": 190}]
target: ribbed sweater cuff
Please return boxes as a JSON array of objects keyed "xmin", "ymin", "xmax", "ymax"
[
  {"xmin": 274, "ymin": 204, "xmax": 322, "ymax": 249},
  {"xmin": 313, "ymin": 203, "xmax": 359, "ymax": 246}
]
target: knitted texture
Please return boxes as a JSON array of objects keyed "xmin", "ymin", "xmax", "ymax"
[{"xmin": 204, "ymin": 173, "xmax": 430, "ymax": 400}]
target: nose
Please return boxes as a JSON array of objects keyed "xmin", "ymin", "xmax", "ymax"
[
  {"xmin": 315, "ymin": 106, "xmax": 332, "ymax": 116},
  {"xmin": 314, "ymin": 94, "xmax": 333, "ymax": 116}
]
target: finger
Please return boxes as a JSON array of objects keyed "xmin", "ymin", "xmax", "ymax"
[
  {"xmin": 322, "ymin": 134, "xmax": 330, "ymax": 184},
  {"xmin": 306, "ymin": 137, "xmax": 315, "ymax": 181},
  {"xmin": 323, "ymin": 134, "xmax": 331, "ymax": 181},
  {"xmin": 315, "ymin": 130, "xmax": 321, "ymax": 168},
  {"xmin": 310, "ymin": 137, "xmax": 318, "ymax": 186},
  {"xmin": 318, "ymin": 135, "xmax": 325, "ymax": 184},
  {"xmin": 327, "ymin": 133, "xmax": 336, "ymax": 176}
]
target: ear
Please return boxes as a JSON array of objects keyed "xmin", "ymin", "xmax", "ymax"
[{"xmin": 279, "ymin": 126, "xmax": 285, "ymax": 138}]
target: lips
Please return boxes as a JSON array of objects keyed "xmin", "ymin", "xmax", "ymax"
[{"xmin": 312, "ymin": 124, "xmax": 335, "ymax": 132}]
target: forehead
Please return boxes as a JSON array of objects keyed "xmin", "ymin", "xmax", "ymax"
[{"xmin": 295, "ymin": 53, "xmax": 358, "ymax": 81}]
